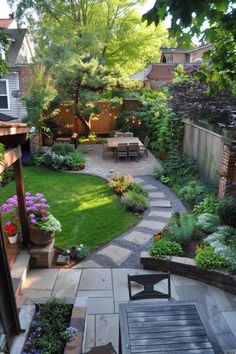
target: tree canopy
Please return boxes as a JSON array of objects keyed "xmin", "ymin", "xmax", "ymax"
[
  {"xmin": 12, "ymin": 0, "xmax": 172, "ymax": 74},
  {"xmin": 0, "ymin": 32, "xmax": 10, "ymax": 74}
]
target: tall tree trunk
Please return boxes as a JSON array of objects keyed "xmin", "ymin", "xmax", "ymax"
[{"xmin": 73, "ymin": 94, "xmax": 91, "ymax": 137}]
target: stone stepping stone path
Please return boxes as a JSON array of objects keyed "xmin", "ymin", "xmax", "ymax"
[{"xmin": 75, "ymin": 176, "xmax": 186, "ymax": 269}]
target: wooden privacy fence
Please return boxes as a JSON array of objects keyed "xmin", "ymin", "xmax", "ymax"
[
  {"xmin": 183, "ymin": 120, "xmax": 224, "ymax": 186},
  {"xmin": 53, "ymin": 102, "xmax": 122, "ymax": 135}
]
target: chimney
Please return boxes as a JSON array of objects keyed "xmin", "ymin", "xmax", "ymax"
[{"xmin": 9, "ymin": 13, "xmax": 15, "ymax": 19}]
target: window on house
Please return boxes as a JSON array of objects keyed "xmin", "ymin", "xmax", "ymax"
[
  {"xmin": 0, "ymin": 80, "xmax": 9, "ymax": 109},
  {"xmin": 0, "ymin": 44, "xmax": 6, "ymax": 61}
]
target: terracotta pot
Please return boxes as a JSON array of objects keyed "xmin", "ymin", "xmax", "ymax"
[
  {"xmin": 29, "ymin": 225, "xmax": 55, "ymax": 246},
  {"xmin": 8, "ymin": 234, "xmax": 18, "ymax": 244}
]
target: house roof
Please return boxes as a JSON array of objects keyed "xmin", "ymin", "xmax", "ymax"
[
  {"xmin": 160, "ymin": 44, "xmax": 212, "ymax": 55},
  {"xmin": 1, "ymin": 28, "xmax": 27, "ymax": 67},
  {"xmin": 0, "ymin": 113, "xmax": 18, "ymax": 122},
  {"xmin": 0, "ymin": 18, "xmax": 14, "ymax": 28}
]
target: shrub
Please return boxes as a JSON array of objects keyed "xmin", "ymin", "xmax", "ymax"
[
  {"xmin": 121, "ymin": 190, "xmax": 148, "ymax": 212},
  {"xmin": 178, "ymin": 180, "xmax": 209, "ymax": 208},
  {"xmin": 76, "ymin": 244, "xmax": 90, "ymax": 261},
  {"xmin": 195, "ymin": 246, "xmax": 227, "ymax": 270},
  {"xmin": 33, "ymin": 154, "xmax": 45, "ymax": 167},
  {"xmin": 205, "ymin": 226, "xmax": 236, "ymax": 271},
  {"xmin": 0, "ymin": 167, "xmax": 14, "ymax": 186},
  {"xmin": 43, "ymin": 153, "xmax": 53, "ymax": 167},
  {"xmin": 51, "ymin": 153, "xmax": 64, "ymax": 170},
  {"xmin": 63, "ymin": 152, "xmax": 85, "ymax": 170},
  {"xmin": 156, "ymin": 150, "xmax": 197, "ymax": 187},
  {"xmin": 193, "ymin": 194, "xmax": 219, "ymax": 215},
  {"xmin": 150, "ymin": 239, "xmax": 183, "ymax": 259},
  {"xmin": 52, "ymin": 143, "xmax": 74, "ymax": 155},
  {"xmin": 166, "ymin": 213, "xmax": 197, "ymax": 244},
  {"xmin": 131, "ymin": 183, "xmax": 148, "ymax": 196},
  {"xmin": 196, "ymin": 213, "xmax": 220, "ymax": 234},
  {"xmin": 218, "ymin": 196, "xmax": 236, "ymax": 227},
  {"xmin": 109, "ymin": 175, "xmax": 134, "ymax": 195}
]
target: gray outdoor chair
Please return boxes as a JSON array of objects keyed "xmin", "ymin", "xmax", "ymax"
[
  {"xmin": 128, "ymin": 142, "xmax": 139, "ymax": 161},
  {"xmin": 115, "ymin": 132, "xmax": 124, "ymax": 137},
  {"xmin": 124, "ymin": 132, "xmax": 133, "ymax": 137},
  {"xmin": 85, "ymin": 342, "xmax": 117, "ymax": 354},
  {"xmin": 128, "ymin": 273, "xmax": 171, "ymax": 301},
  {"xmin": 102, "ymin": 142, "xmax": 113, "ymax": 160},
  {"xmin": 139, "ymin": 135, "xmax": 150, "ymax": 158},
  {"xmin": 116, "ymin": 143, "xmax": 128, "ymax": 161}
]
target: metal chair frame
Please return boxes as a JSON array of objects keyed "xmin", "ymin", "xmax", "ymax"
[
  {"xmin": 128, "ymin": 273, "xmax": 171, "ymax": 300},
  {"xmin": 115, "ymin": 132, "xmax": 124, "ymax": 137},
  {"xmin": 139, "ymin": 136, "xmax": 150, "ymax": 158},
  {"xmin": 124, "ymin": 132, "xmax": 133, "ymax": 138}
]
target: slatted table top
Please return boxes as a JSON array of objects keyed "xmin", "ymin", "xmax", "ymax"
[
  {"xmin": 107, "ymin": 137, "xmax": 144, "ymax": 148},
  {"xmin": 119, "ymin": 301, "xmax": 224, "ymax": 354}
]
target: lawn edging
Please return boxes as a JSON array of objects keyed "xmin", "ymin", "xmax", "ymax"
[{"xmin": 141, "ymin": 251, "xmax": 236, "ymax": 295}]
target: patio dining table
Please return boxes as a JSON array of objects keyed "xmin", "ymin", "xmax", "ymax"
[
  {"xmin": 107, "ymin": 137, "xmax": 144, "ymax": 148},
  {"xmin": 119, "ymin": 301, "xmax": 224, "ymax": 354}
]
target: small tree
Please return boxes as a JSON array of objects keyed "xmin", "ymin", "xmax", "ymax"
[
  {"xmin": 23, "ymin": 66, "xmax": 57, "ymax": 129},
  {"xmin": 54, "ymin": 56, "xmax": 118, "ymax": 137}
]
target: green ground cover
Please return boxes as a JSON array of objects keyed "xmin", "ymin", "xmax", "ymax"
[{"xmin": 1, "ymin": 167, "xmax": 138, "ymax": 249}]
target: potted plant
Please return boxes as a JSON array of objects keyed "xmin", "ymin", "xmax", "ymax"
[
  {"xmin": 25, "ymin": 192, "xmax": 61, "ymax": 246},
  {"xmin": 3, "ymin": 221, "xmax": 18, "ymax": 244},
  {"xmin": 1, "ymin": 196, "xmax": 19, "ymax": 244}
]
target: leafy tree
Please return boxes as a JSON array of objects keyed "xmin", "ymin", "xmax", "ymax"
[
  {"xmin": 12, "ymin": 0, "xmax": 172, "ymax": 73},
  {"xmin": 23, "ymin": 66, "xmax": 57, "ymax": 129},
  {"xmin": 54, "ymin": 56, "xmax": 120, "ymax": 136},
  {"xmin": 0, "ymin": 32, "xmax": 10, "ymax": 74}
]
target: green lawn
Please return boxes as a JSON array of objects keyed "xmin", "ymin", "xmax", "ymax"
[{"xmin": 1, "ymin": 167, "xmax": 138, "ymax": 249}]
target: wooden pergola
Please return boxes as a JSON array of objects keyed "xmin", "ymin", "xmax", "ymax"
[{"xmin": 0, "ymin": 122, "xmax": 29, "ymax": 351}]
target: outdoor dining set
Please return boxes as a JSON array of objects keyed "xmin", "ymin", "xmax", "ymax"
[
  {"xmin": 103, "ymin": 132, "xmax": 149, "ymax": 161},
  {"xmin": 85, "ymin": 273, "xmax": 224, "ymax": 354}
]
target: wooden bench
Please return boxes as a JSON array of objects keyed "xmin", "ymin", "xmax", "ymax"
[{"xmin": 55, "ymin": 133, "xmax": 78, "ymax": 149}]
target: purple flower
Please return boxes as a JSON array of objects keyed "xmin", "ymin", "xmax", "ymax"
[
  {"xmin": 29, "ymin": 214, "xmax": 36, "ymax": 219},
  {"xmin": 5, "ymin": 220, "xmax": 11, "ymax": 225},
  {"xmin": 42, "ymin": 217, "xmax": 48, "ymax": 222},
  {"xmin": 31, "ymin": 219, "xmax": 37, "ymax": 224}
]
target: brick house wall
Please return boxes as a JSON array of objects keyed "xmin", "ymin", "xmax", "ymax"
[{"xmin": 218, "ymin": 139, "xmax": 236, "ymax": 197}]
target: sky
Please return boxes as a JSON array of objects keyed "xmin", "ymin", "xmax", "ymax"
[{"xmin": 0, "ymin": 0, "xmax": 158, "ymax": 19}]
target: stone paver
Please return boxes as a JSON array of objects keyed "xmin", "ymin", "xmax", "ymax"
[
  {"xmin": 79, "ymin": 268, "xmax": 112, "ymax": 290},
  {"xmin": 123, "ymin": 230, "xmax": 153, "ymax": 245},
  {"xmin": 97, "ymin": 245, "xmax": 132, "ymax": 265},
  {"xmin": 73, "ymin": 260, "xmax": 102, "ymax": 268},
  {"xmin": 87, "ymin": 297, "xmax": 114, "ymax": 314},
  {"xmin": 137, "ymin": 219, "xmax": 167, "ymax": 231},
  {"xmin": 22, "ymin": 269, "xmax": 59, "ymax": 291},
  {"xmin": 149, "ymin": 199, "xmax": 171, "ymax": 207},
  {"xmin": 222, "ymin": 312, "xmax": 236, "ymax": 337},
  {"xmin": 52, "ymin": 269, "xmax": 81, "ymax": 297},
  {"xmin": 144, "ymin": 184, "xmax": 157, "ymax": 190},
  {"xmin": 148, "ymin": 210, "xmax": 173, "ymax": 218},
  {"xmin": 148, "ymin": 191, "xmax": 166, "ymax": 198},
  {"xmin": 95, "ymin": 314, "xmax": 119, "ymax": 347}
]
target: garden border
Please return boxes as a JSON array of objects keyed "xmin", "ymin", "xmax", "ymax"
[{"xmin": 141, "ymin": 252, "xmax": 236, "ymax": 295}]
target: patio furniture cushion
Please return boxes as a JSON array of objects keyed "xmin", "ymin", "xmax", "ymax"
[
  {"xmin": 128, "ymin": 272, "xmax": 171, "ymax": 300},
  {"xmin": 124, "ymin": 132, "xmax": 133, "ymax": 137},
  {"xmin": 84, "ymin": 342, "xmax": 117, "ymax": 354},
  {"xmin": 115, "ymin": 132, "xmax": 124, "ymax": 137}
]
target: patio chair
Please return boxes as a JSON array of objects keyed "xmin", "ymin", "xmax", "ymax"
[
  {"xmin": 139, "ymin": 135, "xmax": 150, "ymax": 158},
  {"xmin": 127, "ymin": 273, "xmax": 171, "ymax": 300},
  {"xmin": 124, "ymin": 132, "xmax": 133, "ymax": 137},
  {"xmin": 116, "ymin": 143, "xmax": 128, "ymax": 161},
  {"xmin": 128, "ymin": 143, "xmax": 139, "ymax": 161},
  {"xmin": 84, "ymin": 342, "xmax": 117, "ymax": 354},
  {"xmin": 115, "ymin": 132, "xmax": 124, "ymax": 137}
]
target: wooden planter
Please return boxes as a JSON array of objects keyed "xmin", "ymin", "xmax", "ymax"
[
  {"xmin": 141, "ymin": 251, "xmax": 236, "ymax": 295},
  {"xmin": 29, "ymin": 225, "xmax": 55, "ymax": 246}
]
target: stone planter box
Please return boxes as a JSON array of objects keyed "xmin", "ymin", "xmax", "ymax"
[{"xmin": 141, "ymin": 251, "xmax": 236, "ymax": 295}]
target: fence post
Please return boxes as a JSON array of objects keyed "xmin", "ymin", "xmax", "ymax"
[{"xmin": 218, "ymin": 139, "xmax": 236, "ymax": 198}]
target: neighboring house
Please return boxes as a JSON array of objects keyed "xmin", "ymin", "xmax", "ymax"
[
  {"xmin": 131, "ymin": 44, "xmax": 213, "ymax": 87},
  {"xmin": 0, "ymin": 17, "xmax": 34, "ymax": 122}
]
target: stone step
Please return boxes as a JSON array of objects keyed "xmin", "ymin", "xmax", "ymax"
[
  {"xmin": 149, "ymin": 199, "xmax": 171, "ymax": 208},
  {"xmin": 97, "ymin": 245, "xmax": 132, "ymax": 266},
  {"xmin": 144, "ymin": 184, "xmax": 157, "ymax": 190},
  {"xmin": 148, "ymin": 191, "xmax": 166, "ymax": 198},
  {"xmin": 11, "ymin": 251, "xmax": 31, "ymax": 296},
  {"xmin": 148, "ymin": 210, "xmax": 173, "ymax": 219},
  {"xmin": 123, "ymin": 230, "xmax": 153, "ymax": 245},
  {"xmin": 137, "ymin": 220, "xmax": 167, "ymax": 231}
]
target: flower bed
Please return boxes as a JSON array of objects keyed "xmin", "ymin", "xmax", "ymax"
[{"xmin": 22, "ymin": 297, "xmax": 88, "ymax": 354}]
